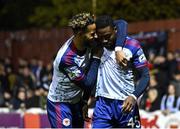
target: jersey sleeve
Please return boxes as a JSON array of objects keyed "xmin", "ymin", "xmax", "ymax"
[
  {"xmin": 131, "ymin": 40, "xmax": 150, "ymax": 98},
  {"xmin": 114, "ymin": 19, "xmax": 128, "ymax": 48},
  {"xmin": 60, "ymin": 58, "xmax": 100, "ymax": 89},
  {"xmin": 133, "ymin": 47, "xmax": 148, "ymax": 68}
]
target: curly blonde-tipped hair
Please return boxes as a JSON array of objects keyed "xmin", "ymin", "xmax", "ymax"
[{"xmin": 68, "ymin": 13, "xmax": 94, "ymax": 34}]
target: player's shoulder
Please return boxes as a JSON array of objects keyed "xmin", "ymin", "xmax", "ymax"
[
  {"xmin": 126, "ymin": 36, "xmax": 141, "ymax": 49},
  {"xmin": 55, "ymin": 37, "xmax": 75, "ymax": 66}
]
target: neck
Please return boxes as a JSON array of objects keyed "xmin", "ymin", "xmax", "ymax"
[
  {"xmin": 105, "ymin": 43, "xmax": 115, "ymax": 51},
  {"xmin": 73, "ymin": 34, "xmax": 86, "ymax": 51}
]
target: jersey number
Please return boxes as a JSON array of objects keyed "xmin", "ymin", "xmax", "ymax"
[{"xmin": 127, "ymin": 116, "xmax": 141, "ymax": 128}]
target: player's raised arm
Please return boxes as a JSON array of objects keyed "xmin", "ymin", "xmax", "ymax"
[
  {"xmin": 114, "ymin": 19, "xmax": 128, "ymax": 66},
  {"xmin": 114, "ymin": 19, "xmax": 127, "ymax": 48}
]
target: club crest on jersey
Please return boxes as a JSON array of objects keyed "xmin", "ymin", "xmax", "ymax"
[
  {"xmin": 65, "ymin": 66, "xmax": 82, "ymax": 80},
  {"xmin": 63, "ymin": 118, "xmax": 71, "ymax": 126}
]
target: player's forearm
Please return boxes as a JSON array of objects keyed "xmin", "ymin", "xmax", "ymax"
[
  {"xmin": 62, "ymin": 57, "xmax": 100, "ymax": 90},
  {"xmin": 81, "ymin": 58, "xmax": 100, "ymax": 101},
  {"xmin": 81, "ymin": 58, "xmax": 100, "ymax": 89},
  {"xmin": 132, "ymin": 67, "xmax": 150, "ymax": 99},
  {"xmin": 114, "ymin": 19, "xmax": 127, "ymax": 49}
]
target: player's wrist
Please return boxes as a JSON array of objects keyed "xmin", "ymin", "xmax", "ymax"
[
  {"xmin": 115, "ymin": 46, "xmax": 122, "ymax": 51},
  {"xmin": 93, "ymin": 56, "xmax": 101, "ymax": 60},
  {"xmin": 130, "ymin": 94, "xmax": 137, "ymax": 101}
]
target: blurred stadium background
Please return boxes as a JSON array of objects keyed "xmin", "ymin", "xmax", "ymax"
[{"xmin": 0, "ymin": 0, "xmax": 180, "ymax": 128}]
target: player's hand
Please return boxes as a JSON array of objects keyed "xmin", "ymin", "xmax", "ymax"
[
  {"xmin": 92, "ymin": 47, "xmax": 103, "ymax": 58},
  {"xmin": 82, "ymin": 104, "xmax": 91, "ymax": 122},
  {"xmin": 162, "ymin": 109, "xmax": 170, "ymax": 116},
  {"xmin": 115, "ymin": 50, "xmax": 128, "ymax": 67},
  {"xmin": 122, "ymin": 96, "xmax": 136, "ymax": 113}
]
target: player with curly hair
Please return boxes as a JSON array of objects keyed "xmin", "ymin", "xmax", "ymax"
[{"xmin": 47, "ymin": 12, "xmax": 102, "ymax": 128}]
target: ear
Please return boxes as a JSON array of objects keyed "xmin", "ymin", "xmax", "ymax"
[
  {"xmin": 114, "ymin": 26, "xmax": 117, "ymax": 33},
  {"xmin": 94, "ymin": 33, "xmax": 98, "ymax": 38}
]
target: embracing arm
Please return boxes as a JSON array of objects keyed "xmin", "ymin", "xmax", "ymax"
[
  {"xmin": 80, "ymin": 58, "xmax": 100, "ymax": 88},
  {"xmin": 114, "ymin": 19, "xmax": 128, "ymax": 66},
  {"xmin": 61, "ymin": 48, "xmax": 103, "ymax": 101},
  {"xmin": 62, "ymin": 57, "xmax": 100, "ymax": 89},
  {"xmin": 114, "ymin": 19, "xmax": 128, "ymax": 49}
]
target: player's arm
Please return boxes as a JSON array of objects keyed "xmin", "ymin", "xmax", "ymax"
[
  {"xmin": 132, "ymin": 66, "xmax": 150, "ymax": 99},
  {"xmin": 114, "ymin": 19, "xmax": 128, "ymax": 66},
  {"xmin": 122, "ymin": 66, "xmax": 150, "ymax": 112},
  {"xmin": 60, "ymin": 56, "xmax": 100, "ymax": 121},
  {"xmin": 61, "ymin": 47, "xmax": 102, "ymax": 91},
  {"xmin": 62, "ymin": 57, "xmax": 100, "ymax": 89},
  {"xmin": 59, "ymin": 46, "xmax": 103, "ymax": 107},
  {"xmin": 123, "ymin": 46, "xmax": 150, "ymax": 113},
  {"xmin": 114, "ymin": 19, "xmax": 127, "ymax": 48}
]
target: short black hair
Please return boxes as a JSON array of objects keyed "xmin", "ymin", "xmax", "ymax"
[
  {"xmin": 68, "ymin": 13, "xmax": 94, "ymax": 34},
  {"xmin": 95, "ymin": 15, "xmax": 114, "ymax": 29}
]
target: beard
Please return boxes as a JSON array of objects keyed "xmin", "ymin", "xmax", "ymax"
[{"xmin": 84, "ymin": 38, "xmax": 98, "ymax": 48}]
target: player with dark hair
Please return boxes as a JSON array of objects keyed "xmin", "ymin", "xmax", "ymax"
[{"xmin": 92, "ymin": 15, "xmax": 150, "ymax": 128}]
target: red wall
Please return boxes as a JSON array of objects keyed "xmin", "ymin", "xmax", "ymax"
[
  {"xmin": 0, "ymin": 28, "xmax": 73, "ymax": 67},
  {"xmin": 0, "ymin": 19, "xmax": 180, "ymax": 66},
  {"xmin": 128, "ymin": 19, "xmax": 180, "ymax": 51}
]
